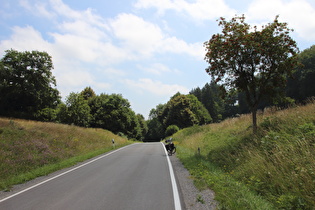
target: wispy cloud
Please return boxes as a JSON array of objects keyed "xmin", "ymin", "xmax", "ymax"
[
  {"xmin": 124, "ymin": 78, "xmax": 189, "ymax": 96},
  {"xmin": 134, "ymin": 0, "xmax": 236, "ymax": 20},
  {"xmin": 246, "ymin": 0, "xmax": 315, "ymax": 42},
  {"xmin": 138, "ymin": 63, "xmax": 176, "ymax": 75}
]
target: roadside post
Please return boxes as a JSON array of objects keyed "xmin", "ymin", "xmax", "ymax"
[{"xmin": 112, "ymin": 139, "xmax": 115, "ymax": 149}]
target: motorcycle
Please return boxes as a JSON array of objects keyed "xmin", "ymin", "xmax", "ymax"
[{"xmin": 165, "ymin": 139, "xmax": 176, "ymax": 156}]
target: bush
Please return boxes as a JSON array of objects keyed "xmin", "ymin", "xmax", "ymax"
[{"xmin": 165, "ymin": 125, "xmax": 180, "ymax": 136}]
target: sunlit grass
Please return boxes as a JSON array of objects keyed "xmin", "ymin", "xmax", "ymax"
[
  {"xmin": 0, "ymin": 118, "xmax": 131, "ymax": 190},
  {"xmin": 173, "ymin": 101, "xmax": 315, "ymax": 209}
]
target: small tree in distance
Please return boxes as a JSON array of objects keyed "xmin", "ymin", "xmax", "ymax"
[{"xmin": 204, "ymin": 15, "xmax": 299, "ymax": 133}]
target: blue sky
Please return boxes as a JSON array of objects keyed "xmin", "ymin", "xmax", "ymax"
[{"xmin": 1, "ymin": 0, "xmax": 315, "ymax": 119}]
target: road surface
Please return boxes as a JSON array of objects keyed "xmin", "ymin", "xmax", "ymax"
[{"xmin": 0, "ymin": 143, "xmax": 182, "ymax": 210}]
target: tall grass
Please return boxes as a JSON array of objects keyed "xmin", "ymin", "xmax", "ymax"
[
  {"xmin": 0, "ymin": 118, "xmax": 131, "ymax": 190},
  {"xmin": 173, "ymin": 102, "xmax": 315, "ymax": 209}
]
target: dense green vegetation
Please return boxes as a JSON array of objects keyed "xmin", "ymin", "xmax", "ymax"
[
  {"xmin": 0, "ymin": 50, "xmax": 147, "ymax": 140},
  {"xmin": 173, "ymin": 101, "xmax": 315, "ymax": 209},
  {"xmin": 149, "ymin": 42, "xmax": 315, "ymax": 140},
  {"xmin": 0, "ymin": 49, "xmax": 60, "ymax": 119},
  {"xmin": 204, "ymin": 15, "xmax": 299, "ymax": 133},
  {"xmin": 0, "ymin": 117, "xmax": 131, "ymax": 191},
  {"xmin": 1, "ymin": 44, "xmax": 315, "ymax": 141}
]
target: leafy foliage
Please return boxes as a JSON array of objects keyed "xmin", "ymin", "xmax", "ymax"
[
  {"xmin": 59, "ymin": 92, "xmax": 91, "ymax": 127},
  {"xmin": 204, "ymin": 15, "xmax": 299, "ymax": 132},
  {"xmin": 145, "ymin": 104, "xmax": 166, "ymax": 141},
  {"xmin": 190, "ymin": 82, "xmax": 226, "ymax": 122},
  {"xmin": 165, "ymin": 125, "xmax": 180, "ymax": 137},
  {"xmin": 80, "ymin": 86, "xmax": 96, "ymax": 100},
  {"xmin": 137, "ymin": 114, "xmax": 148, "ymax": 140},
  {"xmin": 59, "ymin": 90, "xmax": 145, "ymax": 140},
  {"xmin": 159, "ymin": 93, "xmax": 212, "ymax": 129},
  {"xmin": 287, "ymin": 45, "xmax": 315, "ymax": 102},
  {"xmin": 146, "ymin": 93, "xmax": 212, "ymax": 140},
  {"xmin": 0, "ymin": 49, "xmax": 60, "ymax": 119}
]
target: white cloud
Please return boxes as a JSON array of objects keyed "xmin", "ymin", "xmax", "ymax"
[
  {"xmin": 138, "ymin": 63, "xmax": 173, "ymax": 75},
  {"xmin": 57, "ymin": 20, "xmax": 107, "ymax": 40},
  {"xmin": 49, "ymin": 0, "xmax": 82, "ymax": 20},
  {"xmin": 0, "ymin": 26, "xmax": 52, "ymax": 54},
  {"xmin": 56, "ymin": 69, "xmax": 112, "ymax": 97},
  {"xmin": 109, "ymin": 13, "xmax": 203, "ymax": 59},
  {"xmin": 109, "ymin": 13, "xmax": 164, "ymax": 57},
  {"xmin": 124, "ymin": 78, "xmax": 189, "ymax": 96},
  {"xmin": 2, "ymin": 0, "xmax": 210, "ymax": 116},
  {"xmin": 159, "ymin": 37, "xmax": 204, "ymax": 58},
  {"xmin": 100, "ymin": 67, "xmax": 127, "ymax": 78},
  {"xmin": 58, "ymin": 70, "xmax": 94, "ymax": 87},
  {"xmin": 11, "ymin": 0, "xmax": 204, "ymax": 64},
  {"xmin": 134, "ymin": 0, "xmax": 236, "ymax": 20},
  {"xmin": 246, "ymin": 0, "xmax": 315, "ymax": 42}
]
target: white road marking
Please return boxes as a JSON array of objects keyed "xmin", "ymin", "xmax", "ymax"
[
  {"xmin": 0, "ymin": 144, "xmax": 135, "ymax": 203},
  {"xmin": 161, "ymin": 142, "xmax": 182, "ymax": 210}
]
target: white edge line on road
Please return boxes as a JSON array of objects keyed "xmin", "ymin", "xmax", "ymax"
[
  {"xmin": 161, "ymin": 142, "xmax": 182, "ymax": 210},
  {"xmin": 0, "ymin": 144, "xmax": 135, "ymax": 203}
]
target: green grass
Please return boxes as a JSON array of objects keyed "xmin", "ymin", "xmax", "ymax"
[
  {"xmin": 0, "ymin": 118, "xmax": 132, "ymax": 191},
  {"xmin": 173, "ymin": 102, "xmax": 315, "ymax": 209}
]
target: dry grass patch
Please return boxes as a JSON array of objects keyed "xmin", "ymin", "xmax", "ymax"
[{"xmin": 0, "ymin": 118, "xmax": 130, "ymax": 190}]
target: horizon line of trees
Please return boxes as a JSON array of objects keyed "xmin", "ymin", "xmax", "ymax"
[
  {"xmin": 0, "ymin": 49, "xmax": 147, "ymax": 140},
  {"xmin": 1, "ymin": 43, "xmax": 315, "ymax": 141},
  {"xmin": 146, "ymin": 44, "xmax": 315, "ymax": 140}
]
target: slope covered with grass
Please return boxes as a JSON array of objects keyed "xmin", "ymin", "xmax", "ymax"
[
  {"xmin": 173, "ymin": 101, "xmax": 315, "ymax": 209},
  {"xmin": 0, "ymin": 118, "xmax": 131, "ymax": 191}
]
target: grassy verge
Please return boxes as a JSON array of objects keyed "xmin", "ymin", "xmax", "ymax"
[
  {"xmin": 177, "ymin": 146, "xmax": 275, "ymax": 209},
  {"xmin": 0, "ymin": 118, "xmax": 132, "ymax": 191},
  {"xmin": 173, "ymin": 102, "xmax": 315, "ymax": 209}
]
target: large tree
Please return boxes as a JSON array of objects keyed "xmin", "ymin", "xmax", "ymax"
[
  {"xmin": 146, "ymin": 104, "xmax": 166, "ymax": 141},
  {"xmin": 159, "ymin": 93, "xmax": 211, "ymax": 129},
  {"xmin": 87, "ymin": 93, "xmax": 143, "ymax": 140},
  {"xmin": 204, "ymin": 15, "xmax": 299, "ymax": 133},
  {"xmin": 58, "ymin": 92, "xmax": 91, "ymax": 127},
  {"xmin": 0, "ymin": 49, "xmax": 60, "ymax": 119}
]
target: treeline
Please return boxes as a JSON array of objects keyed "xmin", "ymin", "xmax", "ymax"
[
  {"xmin": 1, "ymin": 45, "xmax": 315, "ymax": 141},
  {"xmin": 57, "ymin": 89, "xmax": 148, "ymax": 140},
  {"xmin": 0, "ymin": 49, "xmax": 147, "ymax": 140},
  {"xmin": 146, "ymin": 45, "xmax": 315, "ymax": 140}
]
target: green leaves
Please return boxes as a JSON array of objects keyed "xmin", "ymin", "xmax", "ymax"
[
  {"xmin": 204, "ymin": 15, "xmax": 299, "ymax": 132},
  {"xmin": 160, "ymin": 93, "xmax": 212, "ymax": 129},
  {"xmin": 0, "ymin": 49, "xmax": 60, "ymax": 119}
]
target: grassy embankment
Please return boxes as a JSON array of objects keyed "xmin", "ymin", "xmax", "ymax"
[
  {"xmin": 173, "ymin": 101, "xmax": 315, "ymax": 209},
  {"xmin": 0, "ymin": 118, "xmax": 131, "ymax": 191}
]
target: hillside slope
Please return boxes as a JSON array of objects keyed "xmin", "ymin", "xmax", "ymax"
[
  {"xmin": 0, "ymin": 118, "xmax": 130, "ymax": 190},
  {"xmin": 173, "ymin": 101, "xmax": 315, "ymax": 209}
]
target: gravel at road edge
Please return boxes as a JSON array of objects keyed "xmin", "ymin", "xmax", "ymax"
[{"xmin": 170, "ymin": 155, "xmax": 218, "ymax": 210}]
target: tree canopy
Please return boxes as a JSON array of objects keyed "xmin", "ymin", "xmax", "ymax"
[
  {"xmin": 159, "ymin": 93, "xmax": 211, "ymax": 129},
  {"xmin": 287, "ymin": 45, "xmax": 315, "ymax": 103},
  {"xmin": 0, "ymin": 49, "xmax": 60, "ymax": 119},
  {"xmin": 204, "ymin": 15, "xmax": 299, "ymax": 132}
]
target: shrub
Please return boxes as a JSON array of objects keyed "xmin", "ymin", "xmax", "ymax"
[{"xmin": 165, "ymin": 125, "xmax": 180, "ymax": 136}]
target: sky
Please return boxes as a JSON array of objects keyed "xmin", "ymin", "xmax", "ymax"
[{"xmin": 1, "ymin": 0, "xmax": 315, "ymax": 119}]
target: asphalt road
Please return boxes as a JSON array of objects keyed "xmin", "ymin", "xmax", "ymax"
[{"xmin": 0, "ymin": 143, "xmax": 182, "ymax": 210}]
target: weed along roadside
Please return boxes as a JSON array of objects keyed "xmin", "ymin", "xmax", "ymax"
[
  {"xmin": 0, "ymin": 118, "xmax": 132, "ymax": 191},
  {"xmin": 172, "ymin": 101, "xmax": 315, "ymax": 209}
]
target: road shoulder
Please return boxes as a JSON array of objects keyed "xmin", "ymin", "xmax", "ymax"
[{"xmin": 170, "ymin": 155, "xmax": 218, "ymax": 210}]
